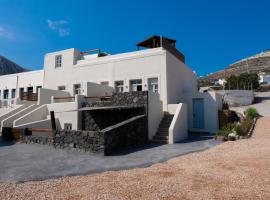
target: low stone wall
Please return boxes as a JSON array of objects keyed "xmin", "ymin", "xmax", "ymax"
[
  {"xmin": 217, "ymin": 90, "xmax": 254, "ymax": 107},
  {"xmin": 53, "ymin": 130, "xmax": 104, "ymax": 153},
  {"xmin": 22, "ymin": 135, "xmax": 54, "ymax": 145},
  {"xmin": 19, "ymin": 114, "xmax": 148, "ymax": 155},
  {"xmin": 84, "ymin": 91, "xmax": 148, "ymax": 109}
]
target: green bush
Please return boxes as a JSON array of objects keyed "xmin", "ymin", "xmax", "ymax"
[
  {"xmin": 244, "ymin": 107, "xmax": 259, "ymax": 119},
  {"xmin": 222, "ymin": 102, "xmax": 229, "ymax": 110},
  {"xmin": 216, "ymin": 123, "xmax": 236, "ymax": 136},
  {"xmin": 235, "ymin": 118, "xmax": 253, "ymax": 136}
]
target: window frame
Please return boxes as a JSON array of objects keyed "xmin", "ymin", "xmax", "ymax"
[
  {"xmin": 100, "ymin": 81, "xmax": 109, "ymax": 86},
  {"xmin": 3, "ymin": 89, "xmax": 9, "ymax": 99},
  {"xmin": 114, "ymin": 80, "xmax": 124, "ymax": 93},
  {"xmin": 73, "ymin": 84, "xmax": 81, "ymax": 95},
  {"xmin": 148, "ymin": 77, "xmax": 159, "ymax": 93},
  {"xmin": 11, "ymin": 89, "xmax": 16, "ymax": 99},
  {"xmin": 129, "ymin": 79, "xmax": 142, "ymax": 92},
  {"xmin": 58, "ymin": 85, "xmax": 66, "ymax": 91},
  {"xmin": 55, "ymin": 55, "xmax": 62, "ymax": 68}
]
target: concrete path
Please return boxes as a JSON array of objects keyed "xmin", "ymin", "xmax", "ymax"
[{"xmin": 0, "ymin": 134, "xmax": 219, "ymax": 182}]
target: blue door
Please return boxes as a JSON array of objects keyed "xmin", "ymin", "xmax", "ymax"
[{"xmin": 193, "ymin": 98, "xmax": 204, "ymax": 129}]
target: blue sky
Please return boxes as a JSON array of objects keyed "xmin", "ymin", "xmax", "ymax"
[{"xmin": 0, "ymin": 0, "xmax": 270, "ymax": 76}]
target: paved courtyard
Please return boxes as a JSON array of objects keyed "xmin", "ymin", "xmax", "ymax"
[{"xmin": 0, "ymin": 133, "xmax": 218, "ymax": 182}]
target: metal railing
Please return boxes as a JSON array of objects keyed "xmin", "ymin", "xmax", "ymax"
[
  {"xmin": 53, "ymin": 96, "xmax": 75, "ymax": 103},
  {"xmin": 20, "ymin": 92, "xmax": 38, "ymax": 101}
]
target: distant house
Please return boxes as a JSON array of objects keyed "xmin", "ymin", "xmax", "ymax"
[
  {"xmin": 0, "ymin": 36, "xmax": 222, "ymax": 144},
  {"xmin": 259, "ymin": 72, "xmax": 270, "ymax": 84}
]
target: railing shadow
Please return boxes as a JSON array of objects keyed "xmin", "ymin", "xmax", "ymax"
[{"xmin": 0, "ymin": 136, "xmax": 16, "ymax": 148}]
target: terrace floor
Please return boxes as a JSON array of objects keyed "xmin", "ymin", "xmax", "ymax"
[{"xmin": 0, "ymin": 133, "xmax": 218, "ymax": 182}]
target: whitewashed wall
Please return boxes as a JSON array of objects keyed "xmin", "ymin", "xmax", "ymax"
[
  {"xmin": 148, "ymin": 92, "xmax": 163, "ymax": 140},
  {"xmin": 180, "ymin": 92, "xmax": 219, "ymax": 134},
  {"xmin": 0, "ymin": 70, "xmax": 44, "ymax": 99},
  {"xmin": 44, "ymin": 48, "xmax": 169, "ymax": 108},
  {"xmin": 38, "ymin": 88, "xmax": 70, "ymax": 105},
  {"xmin": 166, "ymin": 51, "xmax": 198, "ymax": 105},
  {"xmin": 169, "ymin": 103, "xmax": 188, "ymax": 143}
]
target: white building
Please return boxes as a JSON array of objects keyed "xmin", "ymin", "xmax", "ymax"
[
  {"xmin": 259, "ymin": 72, "xmax": 270, "ymax": 84},
  {"xmin": 0, "ymin": 36, "xmax": 221, "ymax": 143}
]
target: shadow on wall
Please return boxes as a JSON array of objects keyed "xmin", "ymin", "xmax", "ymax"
[{"xmin": 81, "ymin": 107, "xmax": 146, "ymax": 131}]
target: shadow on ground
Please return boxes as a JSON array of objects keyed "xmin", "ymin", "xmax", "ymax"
[
  {"xmin": 0, "ymin": 137, "xmax": 15, "ymax": 148},
  {"xmin": 113, "ymin": 132, "xmax": 215, "ymax": 155}
]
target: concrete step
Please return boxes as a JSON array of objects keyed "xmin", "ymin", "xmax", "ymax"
[
  {"xmin": 156, "ymin": 130, "xmax": 169, "ymax": 135},
  {"xmin": 159, "ymin": 120, "xmax": 172, "ymax": 125},
  {"xmin": 151, "ymin": 138, "xmax": 168, "ymax": 144},
  {"xmin": 153, "ymin": 135, "xmax": 169, "ymax": 140},
  {"xmin": 158, "ymin": 127, "xmax": 169, "ymax": 132},
  {"xmin": 156, "ymin": 131, "xmax": 169, "ymax": 136}
]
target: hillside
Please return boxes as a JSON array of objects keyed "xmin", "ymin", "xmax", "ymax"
[
  {"xmin": 0, "ymin": 55, "xmax": 27, "ymax": 75},
  {"xmin": 199, "ymin": 50, "xmax": 270, "ymax": 86}
]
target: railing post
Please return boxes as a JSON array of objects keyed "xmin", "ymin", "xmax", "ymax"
[{"xmin": 50, "ymin": 111, "xmax": 57, "ymax": 131}]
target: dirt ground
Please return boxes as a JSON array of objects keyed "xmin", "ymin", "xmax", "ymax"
[{"xmin": 1, "ymin": 117, "xmax": 270, "ymax": 200}]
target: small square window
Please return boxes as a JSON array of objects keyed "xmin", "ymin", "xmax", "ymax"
[
  {"xmin": 11, "ymin": 89, "xmax": 16, "ymax": 98},
  {"xmin": 58, "ymin": 86, "xmax": 66, "ymax": 91},
  {"xmin": 55, "ymin": 55, "xmax": 62, "ymax": 68},
  {"xmin": 74, "ymin": 84, "xmax": 81, "ymax": 95},
  {"xmin": 148, "ymin": 78, "xmax": 159, "ymax": 93},
  {"xmin": 115, "ymin": 81, "xmax": 124, "ymax": 93},
  {"xmin": 130, "ymin": 79, "xmax": 142, "ymax": 92},
  {"xmin": 100, "ymin": 81, "xmax": 109, "ymax": 86},
  {"xmin": 3, "ymin": 89, "xmax": 9, "ymax": 99},
  {"xmin": 64, "ymin": 123, "xmax": 72, "ymax": 130}
]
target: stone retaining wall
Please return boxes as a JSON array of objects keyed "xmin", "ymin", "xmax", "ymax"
[
  {"xmin": 22, "ymin": 135, "xmax": 54, "ymax": 145},
  {"xmin": 84, "ymin": 91, "xmax": 148, "ymax": 109},
  {"xmin": 217, "ymin": 90, "xmax": 254, "ymax": 107},
  {"xmin": 19, "ymin": 114, "xmax": 147, "ymax": 155},
  {"xmin": 82, "ymin": 107, "xmax": 145, "ymax": 131},
  {"xmin": 102, "ymin": 115, "xmax": 148, "ymax": 155},
  {"xmin": 53, "ymin": 130, "xmax": 104, "ymax": 153}
]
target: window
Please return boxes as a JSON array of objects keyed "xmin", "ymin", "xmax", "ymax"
[
  {"xmin": 3, "ymin": 90, "xmax": 9, "ymax": 99},
  {"xmin": 73, "ymin": 84, "xmax": 81, "ymax": 95},
  {"xmin": 64, "ymin": 123, "xmax": 72, "ymax": 130},
  {"xmin": 130, "ymin": 79, "xmax": 142, "ymax": 92},
  {"xmin": 114, "ymin": 81, "xmax": 124, "ymax": 93},
  {"xmin": 36, "ymin": 86, "xmax": 42, "ymax": 93},
  {"xmin": 27, "ymin": 87, "xmax": 33, "ymax": 93},
  {"xmin": 148, "ymin": 78, "xmax": 159, "ymax": 93},
  {"xmin": 100, "ymin": 81, "xmax": 109, "ymax": 86},
  {"xmin": 19, "ymin": 88, "xmax": 24, "ymax": 98},
  {"xmin": 55, "ymin": 55, "xmax": 62, "ymax": 68},
  {"xmin": 58, "ymin": 86, "xmax": 66, "ymax": 91},
  {"xmin": 11, "ymin": 89, "xmax": 16, "ymax": 98}
]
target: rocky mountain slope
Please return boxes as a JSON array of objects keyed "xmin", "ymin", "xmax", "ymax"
[
  {"xmin": 200, "ymin": 50, "xmax": 270, "ymax": 85},
  {"xmin": 0, "ymin": 55, "xmax": 26, "ymax": 75}
]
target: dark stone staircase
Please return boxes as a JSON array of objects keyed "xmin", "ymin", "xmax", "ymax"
[{"xmin": 152, "ymin": 112, "xmax": 174, "ymax": 143}]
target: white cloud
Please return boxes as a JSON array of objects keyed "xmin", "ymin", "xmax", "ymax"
[
  {"xmin": 0, "ymin": 26, "xmax": 13, "ymax": 39},
  {"xmin": 47, "ymin": 19, "xmax": 70, "ymax": 37}
]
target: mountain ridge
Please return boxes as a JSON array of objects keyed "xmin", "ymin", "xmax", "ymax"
[{"xmin": 199, "ymin": 50, "xmax": 270, "ymax": 86}]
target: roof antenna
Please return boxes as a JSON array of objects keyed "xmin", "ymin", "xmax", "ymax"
[{"xmin": 160, "ymin": 35, "xmax": 163, "ymax": 47}]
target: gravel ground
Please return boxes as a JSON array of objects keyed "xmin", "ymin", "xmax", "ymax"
[{"xmin": 1, "ymin": 117, "xmax": 270, "ymax": 200}]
